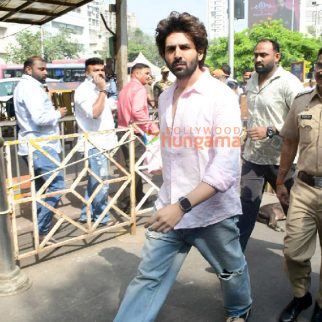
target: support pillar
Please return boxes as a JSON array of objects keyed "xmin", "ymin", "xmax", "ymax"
[{"xmin": 0, "ymin": 137, "xmax": 31, "ymax": 296}]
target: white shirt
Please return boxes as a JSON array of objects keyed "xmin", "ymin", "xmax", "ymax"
[
  {"xmin": 155, "ymin": 70, "xmax": 242, "ymax": 229},
  {"xmin": 74, "ymin": 79, "xmax": 117, "ymax": 152},
  {"xmin": 14, "ymin": 74, "xmax": 61, "ymax": 156},
  {"xmin": 243, "ymin": 66, "xmax": 303, "ymax": 165}
]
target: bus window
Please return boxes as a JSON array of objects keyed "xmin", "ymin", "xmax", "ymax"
[
  {"xmin": 71, "ymin": 69, "xmax": 85, "ymax": 82},
  {"xmin": 53, "ymin": 68, "xmax": 64, "ymax": 79},
  {"xmin": 64, "ymin": 69, "xmax": 72, "ymax": 82}
]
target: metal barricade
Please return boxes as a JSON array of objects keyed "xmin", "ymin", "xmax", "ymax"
[{"xmin": 2, "ymin": 122, "xmax": 160, "ymax": 261}]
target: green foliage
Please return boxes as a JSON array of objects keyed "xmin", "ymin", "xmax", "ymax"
[
  {"xmin": 206, "ymin": 20, "xmax": 321, "ymax": 80},
  {"xmin": 6, "ymin": 28, "xmax": 82, "ymax": 63},
  {"xmin": 128, "ymin": 28, "xmax": 163, "ymax": 66}
]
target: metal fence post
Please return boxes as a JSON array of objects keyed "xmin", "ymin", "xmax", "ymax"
[
  {"xmin": 0, "ymin": 137, "xmax": 31, "ymax": 296},
  {"xmin": 129, "ymin": 125, "xmax": 136, "ymax": 235}
]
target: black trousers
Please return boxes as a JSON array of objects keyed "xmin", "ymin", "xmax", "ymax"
[{"xmin": 238, "ymin": 160, "xmax": 295, "ymax": 251}]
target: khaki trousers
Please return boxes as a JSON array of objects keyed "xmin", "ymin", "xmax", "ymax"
[{"xmin": 284, "ymin": 177, "xmax": 322, "ymax": 307}]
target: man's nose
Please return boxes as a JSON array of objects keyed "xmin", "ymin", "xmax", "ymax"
[
  {"xmin": 255, "ymin": 55, "xmax": 261, "ymax": 62},
  {"xmin": 174, "ymin": 47, "xmax": 182, "ymax": 58}
]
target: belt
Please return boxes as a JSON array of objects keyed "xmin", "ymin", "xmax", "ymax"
[{"xmin": 298, "ymin": 171, "xmax": 322, "ymax": 188}]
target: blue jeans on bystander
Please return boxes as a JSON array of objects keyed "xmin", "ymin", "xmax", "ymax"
[
  {"xmin": 32, "ymin": 146, "xmax": 65, "ymax": 235},
  {"xmin": 79, "ymin": 148, "xmax": 110, "ymax": 224}
]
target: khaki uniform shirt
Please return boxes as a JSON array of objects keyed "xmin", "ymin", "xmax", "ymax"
[
  {"xmin": 281, "ymin": 87, "xmax": 322, "ymax": 176},
  {"xmin": 153, "ymin": 79, "xmax": 173, "ymax": 100},
  {"xmin": 243, "ymin": 66, "xmax": 303, "ymax": 165}
]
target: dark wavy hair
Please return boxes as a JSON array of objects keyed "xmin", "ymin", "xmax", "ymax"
[{"xmin": 155, "ymin": 12, "xmax": 208, "ymax": 68}]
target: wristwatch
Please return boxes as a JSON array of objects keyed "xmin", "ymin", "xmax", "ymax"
[
  {"xmin": 99, "ymin": 89, "xmax": 108, "ymax": 95},
  {"xmin": 266, "ymin": 126, "xmax": 275, "ymax": 139},
  {"xmin": 178, "ymin": 197, "xmax": 192, "ymax": 213}
]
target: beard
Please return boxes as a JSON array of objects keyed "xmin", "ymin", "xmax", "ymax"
[
  {"xmin": 168, "ymin": 56, "xmax": 199, "ymax": 80},
  {"xmin": 255, "ymin": 61, "xmax": 275, "ymax": 75}
]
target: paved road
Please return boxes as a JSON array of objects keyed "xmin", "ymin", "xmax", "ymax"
[{"xmin": 0, "ymin": 193, "xmax": 320, "ymax": 322}]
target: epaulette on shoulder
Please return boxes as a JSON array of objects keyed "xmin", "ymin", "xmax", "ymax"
[{"xmin": 295, "ymin": 88, "xmax": 314, "ymax": 99}]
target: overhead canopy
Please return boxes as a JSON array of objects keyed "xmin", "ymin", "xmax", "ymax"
[{"xmin": 0, "ymin": 0, "xmax": 93, "ymax": 25}]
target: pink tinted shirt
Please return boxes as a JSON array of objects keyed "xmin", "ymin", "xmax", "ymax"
[
  {"xmin": 117, "ymin": 78, "xmax": 158, "ymax": 133},
  {"xmin": 155, "ymin": 70, "xmax": 242, "ymax": 229}
]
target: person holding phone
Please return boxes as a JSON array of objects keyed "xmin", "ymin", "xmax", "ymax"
[{"xmin": 74, "ymin": 57, "xmax": 117, "ymax": 226}]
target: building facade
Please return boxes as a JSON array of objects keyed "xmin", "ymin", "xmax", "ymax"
[{"xmin": 208, "ymin": 0, "xmax": 228, "ymax": 39}]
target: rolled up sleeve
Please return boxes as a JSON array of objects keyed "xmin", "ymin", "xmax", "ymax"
[{"xmin": 202, "ymin": 94, "xmax": 241, "ymax": 192}]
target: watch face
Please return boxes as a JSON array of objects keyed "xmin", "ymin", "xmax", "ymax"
[
  {"xmin": 179, "ymin": 197, "xmax": 192, "ymax": 212},
  {"xmin": 267, "ymin": 127, "xmax": 274, "ymax": 138}
]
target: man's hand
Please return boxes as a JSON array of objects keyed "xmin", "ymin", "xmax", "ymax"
[
  {"xmin": 247, "ymin": 126, "xmax": 267, "ymax": 140},
  {"xmin": 149, "ymin": 130, "xmax": 160, "ymax": 136},
  {"xmin": 144, "ymin": 203, "xmax": 184, "ymax": 233},
  {"xmin": 59, "ymin": 107, "xmax": 68, "ymax": 118},
  {"xmin": 276, "ymin": 184, "xmax": 290, "ymax": 207},
  {"xmin": 93, "ymin": 74, "xmax": 106, "ymax": 91}
]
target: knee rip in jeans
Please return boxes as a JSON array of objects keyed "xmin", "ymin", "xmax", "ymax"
[{"xmin": 219, "ymin": 268, "xmax": 244, "ymax": 281}]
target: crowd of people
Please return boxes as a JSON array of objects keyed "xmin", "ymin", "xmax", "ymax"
[{"xmin": 11, "ymin": 9, "xmax": 322, "ymax": 322}]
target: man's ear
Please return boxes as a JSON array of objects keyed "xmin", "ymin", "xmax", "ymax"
[
  {"xmin": 25, "ymin": 66, "xmax": 32, "ymax": 76},
  {"xmin": 198, "ymin": 51, "xmax": 204, "ymax": 62}
]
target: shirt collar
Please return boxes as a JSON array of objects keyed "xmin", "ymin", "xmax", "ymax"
[
  {"xmin": 171, "ymin": 68, "xmax": 211, "ymax": 96},
  {"xmin": 251, "ymin": 65, "xmax": 284, "ymax": 87},
  {"xmin": 130, "ymin": 78, "xmax": 144, "ymax": 86},
  {"xmin": 309, "ymin": 86, "xmax": 322, "ymax": 102},
  {"xmin": 22, "ymin": 74, "xmax": 44, "ymax": 88}
]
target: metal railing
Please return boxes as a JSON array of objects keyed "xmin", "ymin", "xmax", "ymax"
[{"xmin": 1, "ymin": 121, "xmax": 160, "ymax": 260}]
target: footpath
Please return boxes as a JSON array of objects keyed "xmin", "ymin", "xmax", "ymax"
[{"xmin": 0, "ymin": 193, "xmax": 320, "ymax": 322}]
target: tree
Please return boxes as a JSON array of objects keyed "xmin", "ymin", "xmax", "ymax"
[
  {"xmin": 206, "ymin": 20, "xmax": 321, "ymax": 80},
  {"xmin": 127, "ymin": 28, "xmax": 163, "ymax": 66},
  {"xmin": 6, "ymin": 28, "xmax": 82, "ymax": 63}
]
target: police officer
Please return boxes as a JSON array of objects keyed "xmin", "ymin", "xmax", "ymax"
[
  {"xmin": 276, "ymin": 47, "xmax": 322, "ymax": 322},
  {"xmin": 153, "ymin": 66, "xmax": 172, "ymax": 107}
]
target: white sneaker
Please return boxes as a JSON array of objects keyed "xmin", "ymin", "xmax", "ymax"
[
  {"xmin": 226, "ymin": 317, "xmax": 246, "ymax": 322},
  {"xmin": 226, "ymin": 309, "xmax": 250, "ymax": 322}
]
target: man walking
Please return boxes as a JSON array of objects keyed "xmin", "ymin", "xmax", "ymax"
[
  {"xmin": 14, "ymin": 56, "xmax": 67, "ymax": 243},
  {"xmin": 74, "ymin": 57, "xmax": 117, "ymax": 225},
  {"xmin": 113, "ymin": 12, "xmax": 252, "ymax": 322},
  {"xmin": 276, "ymin": 47, "xmax": 322, "ymax": 322},
  {"xmin": 238, "ymin": 39, "xmax": 303, "ymax": 251}
]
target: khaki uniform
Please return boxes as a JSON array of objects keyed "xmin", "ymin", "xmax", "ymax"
[
  {"xmin": 153, "ymin": 79, "xmax": 173, "ymax": 102},
  {"xmin": 280, "ymin": 87, "xmax": 322, "ymax": 307}
]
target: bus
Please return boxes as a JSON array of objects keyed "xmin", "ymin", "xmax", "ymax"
[{"xmin": 0, "ymin": 60, "xmax": 86, "ymax": 82}]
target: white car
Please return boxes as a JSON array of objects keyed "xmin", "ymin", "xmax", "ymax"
[
  {"xmin": 0, "ymin": 77, "xmax": 20, "ymax": 119},
  {"xmin": 0, "ymin": 77, "xmax": 62, "ymax": 119}
]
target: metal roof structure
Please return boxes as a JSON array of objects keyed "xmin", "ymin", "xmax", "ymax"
[{"xmin": 0, "ymin": 0, "xmax": 93, "ymax": 25}]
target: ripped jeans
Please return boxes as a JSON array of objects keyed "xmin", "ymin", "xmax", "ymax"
[
  {"xmin": 80, "ymin": 148, "xmax": 110, "ymax": 224},
  {"xmin": 114, "ymin": 217, "xmax": 252, "ymax": 322}
]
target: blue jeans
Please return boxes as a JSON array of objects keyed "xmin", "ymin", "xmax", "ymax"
[
  {"xmin": 79, "ymin": 148, "xmax": 110, "ymax": 224},
  {"xmin": 32, "ymin": 147, "xmax": 65, "ymax": 235},
  {"xmin": 114, "ymin": 217, "xmax": 252, "ymax": 322}
]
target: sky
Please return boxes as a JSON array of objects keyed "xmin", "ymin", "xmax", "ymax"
[{"xmin": 127, "ymin": 0, "xmax": 208, "ymax": 35}]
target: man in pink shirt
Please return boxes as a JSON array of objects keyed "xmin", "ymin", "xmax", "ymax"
[{"xmin": 117, "ymin": 63, "xmax": 159, "ymax": 210}]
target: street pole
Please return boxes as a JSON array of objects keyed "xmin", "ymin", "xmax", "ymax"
[
  {"xmin": 40, "ymin": 26, "xmax": 44, "ymax": 58},
  {"xmin": 115, "ymin": 0, "xmax": 128, "ymax": 90},
  {"xmin": 228, "ymin": 0, "xmax": 234, "ymax": 78},
  {"xmin": 291, "ymin": 0, "xmax": 295, "ymax": 31},
  {"xmin": 0, "ymin": 137, "xmax": 31, "ymax": 296}
]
